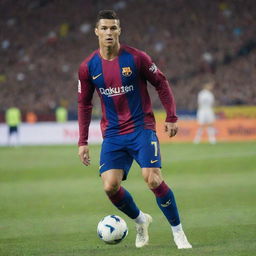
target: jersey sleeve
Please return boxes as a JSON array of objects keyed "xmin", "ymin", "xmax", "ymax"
[
  {"xmin": 139, "ymin": 51, "xmax": 178, "ymax": 123},
  {"xmin": 77, "ymin": 62, "xmax": 95, "ymax": 146}
]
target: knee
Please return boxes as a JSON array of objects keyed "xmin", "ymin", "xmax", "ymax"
[
  {"xmin": 103, "ymin": 181, "xmax": 120, "ymax": 196},
  {"xmin": 147, "ymin": 177, "xmax": 161, "ymax": 189},
  {"xmin": 101, "ymin": 170, "xmax": 123, "ymax": 196},
  {"xmin": 142, "ymin": 168, "xmax": 163, "ymax": 189}
]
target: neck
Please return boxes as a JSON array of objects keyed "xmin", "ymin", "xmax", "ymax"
[{"xmin": 99, "ymin": 43, "xmax": 120, "ymax": 60}]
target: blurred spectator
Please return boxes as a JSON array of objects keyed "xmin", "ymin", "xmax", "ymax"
[
  {"xmin": 201, "ymin": 52, "xmax": 216, "ymax": 73},
  {"xmin": 59, "ymin": 23, "xmax": 70, "ymax": 37},
  {"xmin": 0, "ymin": 74, "xmax": 7, "ymax": 83},
  {"xmin": 55, "ymin": 106, "xmax": 68, "ymax": 123},
  {"xmin": 5, "ymin": 107, "xmax": 21, "ymax": 146},
  {"xmin": 1, "ymin": 40, "xmax": 10, "ymax": 50},
  {"xmin": 47, "ymin": 31, "xmax": 58, "ymax": 44},
  {"xmin": 26, "ymin": 111, "xmax": 38, "ymax": 123},
  {"xmin": 80, "ymin": 23, "xmax": 91, "ymax": 34}
]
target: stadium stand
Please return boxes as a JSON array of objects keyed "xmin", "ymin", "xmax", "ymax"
[{"xmin": 0, "ymin": 0, "xmax": 255, "ymax": 121}]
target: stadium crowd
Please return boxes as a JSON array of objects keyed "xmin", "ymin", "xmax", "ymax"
[{"xmin": 0, "ymin": 0, "xmax": 255, "ymax": 121}]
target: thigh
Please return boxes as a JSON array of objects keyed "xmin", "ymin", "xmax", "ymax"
[
  {"xmin": 197, "ymin": 109, "xmax": 206, "ymax": 124},
  {"xmin": 101, "ymin": 169, "xmax": 124, "ymax": 182},
  {"xmin": 100, "ymin": 138, "xmax": 133, "ymax": 180},
  {"xmin": 131, "ymin": 129, "xmax": 162, "ymax": 168},
  {"xmin": 205, "ymin": 110, "xmax": 215, "ymax": 124},
  {"xmin": 198, "ymin": 109, "xmax": 215, "ymax": 125}
]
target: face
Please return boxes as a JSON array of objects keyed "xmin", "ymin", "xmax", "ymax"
[
  {"xmin": 95, "ymin": 19, "xmax": 121, "ymax": 48},
  {"xmin": 204, "ymin": 82, "xmax": 214, "ymax": 90}
]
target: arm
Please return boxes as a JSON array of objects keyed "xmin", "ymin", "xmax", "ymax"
[
  {"xmin": 140, "ymin": 52, "xmax": 178, "ymax": 137},
  {"xmin": 77, "ymin": 63, "xmax": 95, "ymax": 165}
]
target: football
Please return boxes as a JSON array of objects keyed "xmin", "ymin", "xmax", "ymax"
[{"xmin": 97, "ymin": 215, "xmax": 128, "ymax": 244}]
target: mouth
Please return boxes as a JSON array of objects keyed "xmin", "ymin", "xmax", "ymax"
[{"xmin": 105, "ymin": 38, "xmax": 113, "ymax": 42}]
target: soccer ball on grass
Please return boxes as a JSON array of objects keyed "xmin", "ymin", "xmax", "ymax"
[{"xmin": 97, "ymin": 215, "xmax": 128, "ymax": 244}]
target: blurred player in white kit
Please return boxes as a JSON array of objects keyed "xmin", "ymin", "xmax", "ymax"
[{"xmin": 193, "ymin": 82, "xmax": 217, "ymax": 144}]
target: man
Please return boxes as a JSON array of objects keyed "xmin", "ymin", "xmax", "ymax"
[
  {"xmin": 5, "ymin": 106, "xmax": 21, "ymax": 146},
  {"xmin": 77, "ymin": 10, "xmax": 192, "ymax": 249},
  {"xmin": 55, "ymin": 106, "xmax": 68, "ymax": 123},
  {"xmin": 193, "ymin": 82, "xmax": 217, "ymax": 144}
]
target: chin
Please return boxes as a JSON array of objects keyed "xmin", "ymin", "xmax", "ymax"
[
  {"xmin": 105, "ymin": 40, "xmax": 114, "ymax": 45},
  {"xmin": 105, "ymin": 43, "xmax": 114, "ymax": 47}
]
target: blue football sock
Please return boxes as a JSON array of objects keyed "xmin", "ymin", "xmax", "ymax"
[
  {"xmin": 151, "ymin": 181, "xmax": 180, "ymax": 226},
  {"xmin": 108, "ymin": 186, "xmax": 140, "ymax": 219}
]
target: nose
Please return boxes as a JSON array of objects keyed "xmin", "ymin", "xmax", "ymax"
[{"xmin": 106, "ymin": 28, "xmax": 112, "ymax": 35}]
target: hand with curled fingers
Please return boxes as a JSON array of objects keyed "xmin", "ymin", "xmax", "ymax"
[
  {"xmin": 78, "ymin": 145, "xmax": 90, "ymax": 166},
  {"xmin": 164, "ymin": 122, "xmax": 178, "ymax": 137}
]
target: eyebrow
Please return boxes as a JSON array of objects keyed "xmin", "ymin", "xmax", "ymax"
[{"xmin": 100, "ymin": 25, "xmax": 118, "ymax": 28}]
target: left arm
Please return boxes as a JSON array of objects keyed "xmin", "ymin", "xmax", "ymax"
[{"xmin": 140, "ymin": 52, "xmax": 178, "ymax": 137}]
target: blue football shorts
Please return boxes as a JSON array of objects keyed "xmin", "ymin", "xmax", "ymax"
[{"xmin": 99, "ymin": 129, "xmax": 162, "ymax": 180}]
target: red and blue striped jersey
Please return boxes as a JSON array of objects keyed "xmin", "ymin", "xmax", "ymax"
[{"xmin": 78, "ymin": 45, "xmax": 178, "ymax": 146}]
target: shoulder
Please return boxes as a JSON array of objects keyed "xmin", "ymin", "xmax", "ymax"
[
  {"xmin": 199, "ymin": 90, "xmax": 213, "ymax": 98},
  {"xmin": 122, "ymin": 45, "xmax": 151, "ymax": 59},
  {"xmin": 121, "ymin": 45, "xmax": 153, "ymax": 69},
  {"xmin": 199, "ymin": 90, "xmax": 206, "ymax": 96}
]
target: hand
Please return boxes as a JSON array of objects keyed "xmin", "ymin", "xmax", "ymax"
[
  {"xmin": 78, "ymin": 145, "xmax": 90, "ymax": 166},
  {"xmin": 165, "ymin": 122, "xmax": 178, "ymax": 137}
]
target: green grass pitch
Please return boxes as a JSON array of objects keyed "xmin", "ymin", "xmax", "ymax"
[{"xmin": 0, "ymin": 142, "xmax": 255, "ymax": 256}]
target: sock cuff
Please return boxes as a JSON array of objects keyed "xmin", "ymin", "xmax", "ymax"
[
  {"xmin": 134, "ymin": 210, "xmax": 146, "ymax": 224},
  {"xmin": 151, "ymin": 181, "xmax": 170, "ymax": 197},
  {"xmin": 171, "ymin": 223, "xmax": 183, "ymax": 233},
  {"xmin": 108, "ymin": 186, "xmax": 125, "ymax": 204}
]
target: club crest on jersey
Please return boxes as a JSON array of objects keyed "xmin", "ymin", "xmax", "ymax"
[{"xmin": 122, "ymin": 67, "xmax": 132, "ymax": 77}]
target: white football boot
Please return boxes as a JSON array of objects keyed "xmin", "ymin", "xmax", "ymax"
[
  {"xmin": 135, "ymin": 213, "xmax": 152, "ymax": 248},
  {"xmin": 173, "ymin": 230, "xmax": 192, "ymax": 249}
]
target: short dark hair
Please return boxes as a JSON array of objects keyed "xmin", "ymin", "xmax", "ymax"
[{"xmin": 96, "ymin": 10, "xmax": 120, "ymax": 27}]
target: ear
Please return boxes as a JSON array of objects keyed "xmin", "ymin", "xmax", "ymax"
[
  {"xmin": 95, "ymin": 27, "xmax": 99, "ymax": 36},
  {"xmin": 118, "ymin": 27, "xmax": 121, "ymax": 36}
]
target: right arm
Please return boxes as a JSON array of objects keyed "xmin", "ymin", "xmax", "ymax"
[{"xmin": 77, "ymin": 63, "xmax": 95, "ymax": 165}]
